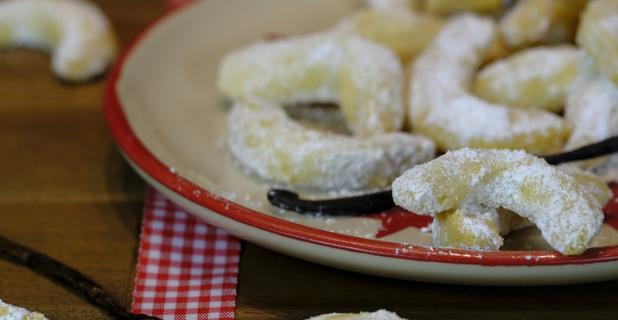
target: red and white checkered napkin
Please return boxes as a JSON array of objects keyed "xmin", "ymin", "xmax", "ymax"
[{"xmin": 131, "ymin": 189, "xmax": 241, "ymax": 320}]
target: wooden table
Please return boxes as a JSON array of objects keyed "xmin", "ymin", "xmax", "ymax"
[{"xmin": 1, "ymin": 1, "xmax": 617, "ymax": 319}]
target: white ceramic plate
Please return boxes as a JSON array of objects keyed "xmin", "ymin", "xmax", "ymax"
[{"xmin": 105, "ymin": 0, "xmax": 618, "ymax": 285}]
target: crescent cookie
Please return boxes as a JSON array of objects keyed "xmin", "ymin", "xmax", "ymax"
[
  {"xmin": 473, "ymin": 46, "xmax": 582, "ymax": 112},
  {"xmin": 308, "ymin": 309, "xmax": 406, "ymax": 320},
  {"xmin": 499, "ymin": 0, "xmax": 587, "ymax": 48},
  {"xmin": 218, "ymin": 33, "xmax": 405, "ymax": 137},
  {"xmin": 432, "ymin": 166, "xmax": 611, "ymax": 252},
  {"xmin": 392, "ymin": 149, "xmax": 608, "ymax": 255},
  {"xmin": 409, "ymin": 14, "xmax": 569, "ymax": 154},
  {"xmin": 577, "ymin": 0, "xmax": 618, "ymax": 86},
  {"xmin": 0, "ymin": 299, "xmax": 48, "ymax": 320},
  {"xmin": 336, "ymin": 9, "xmax": 443, "ymax": 63},
  {"xmin": 0, "ymin": 0, "xmax": 117, "ymax": 81},
  {"xmin": 228, "ymin": 101, "xmax": 435, "ymax": 190}
]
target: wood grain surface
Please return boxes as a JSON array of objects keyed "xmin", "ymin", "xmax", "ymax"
[
  {"xmin": 0, "ymin": 1, "xmax": 160, "ymax": 319},
  {"xmin": 0, "ymin": 1, "xmax": 618, "ymax": 320}
]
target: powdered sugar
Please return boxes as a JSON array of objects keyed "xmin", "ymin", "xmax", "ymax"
[
  {"xmin": 565, "ymin": 61, "xmax": 618, "ymax": 150},
  {"xmin": 392, "ymin": 148, "xmax": 606, "ymax": 255},
  {"xmin": 228, "ymin": 101, "xmax": 435, "ymax": 190},
  {"xmin": 499, "ymin": 0, "xmax": 553, "ymax": 47},
  {"xmin": 474, "ymin": 46, "xmax": 581, "ymax": 111},
  {"xmin": 432, "ymin": 204, "xmax": 504, "ymax": 251},
  {"xmin": 218, "ymin": 32, "xmax": 342, "ymax": 105},
  {"xmin": 339, "ymin": 36, "xmax": 405, "ymax": 135},
  {"xmin": 578, "ymin": 0, "xmax": 618, "ymax": 85},
  {"xmin": 564, "ymin": 58, "xmax": 618, "ymax": 173},
  {"xmin": 409, "ymin": 14, "xmax": 568, "ymax": 154},
  {"xmin": 308, "ymin": 309, "xmax": 407, "ymax": 320},
  {"xmin": 0, "ymin": 299, "xmax": 47, "ymax": 320},
  {"xmin": 0, "ymin": 0, "xmax": 116, "ymax": 81},
  {"xmin": 218, "ymin": 32, "xmax": 405, "ymax": 136}
]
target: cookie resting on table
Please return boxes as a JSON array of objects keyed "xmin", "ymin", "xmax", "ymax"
[
  {"xmin": 408, "ymin": 14, "xmax": 569, "ymax": 154},
  {"xmin": 577, "ymin": 0, "xmax": 618, "ymax": 87},
  {"xmin": 473, "ymin": 46, "xmax": 582, "ymax": 112},
  {"xmin": 0, "ymin": 299, "xmax": 47, "ymax": 320},
  {"xmin": 218, "ymin": 32, "xmax": 405, "ymax": 137},
  {"xmin": 307, "ymin": 309, "xmax": 407, "ymax": 320},
  {"xmin": 392, "ymin": 149, "xmax": 610, "ymax": 255},
  {"xmin": 228, "ymin": 101, "xmax": 435, "ymax": 190},
  {"xmin": 0, "ymin": 0, "xmax": 117, "ymax": 81}
]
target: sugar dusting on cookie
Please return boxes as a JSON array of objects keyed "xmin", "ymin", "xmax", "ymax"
[
  {"xmin": 409, "ymin": 14, "xmax": 568, "ymax": 154},
  {"xmin": 393, "ymin": 149, "xmax": 607, "ymax": 255},
  {"xmin": 0, "ymin": 299, "xmax": 47, "ymax": 320},
  {"xmin": 228, "ymin": 101, "xmax": 435, "ymax": 190}
]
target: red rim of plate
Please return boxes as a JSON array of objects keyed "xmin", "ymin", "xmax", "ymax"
[{"xmin": 103, "ymin": 1, "xmax": 618, "ymax": 267}]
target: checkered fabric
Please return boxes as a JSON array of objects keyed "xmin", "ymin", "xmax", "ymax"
[{"xmin": 131, "ymin": 189, "xmax": 241, "ymax": 320}]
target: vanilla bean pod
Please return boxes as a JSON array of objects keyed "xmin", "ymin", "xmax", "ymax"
[{"xmin": 0, "ymin": 235, "xmax": 160, "ymax": 320}]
